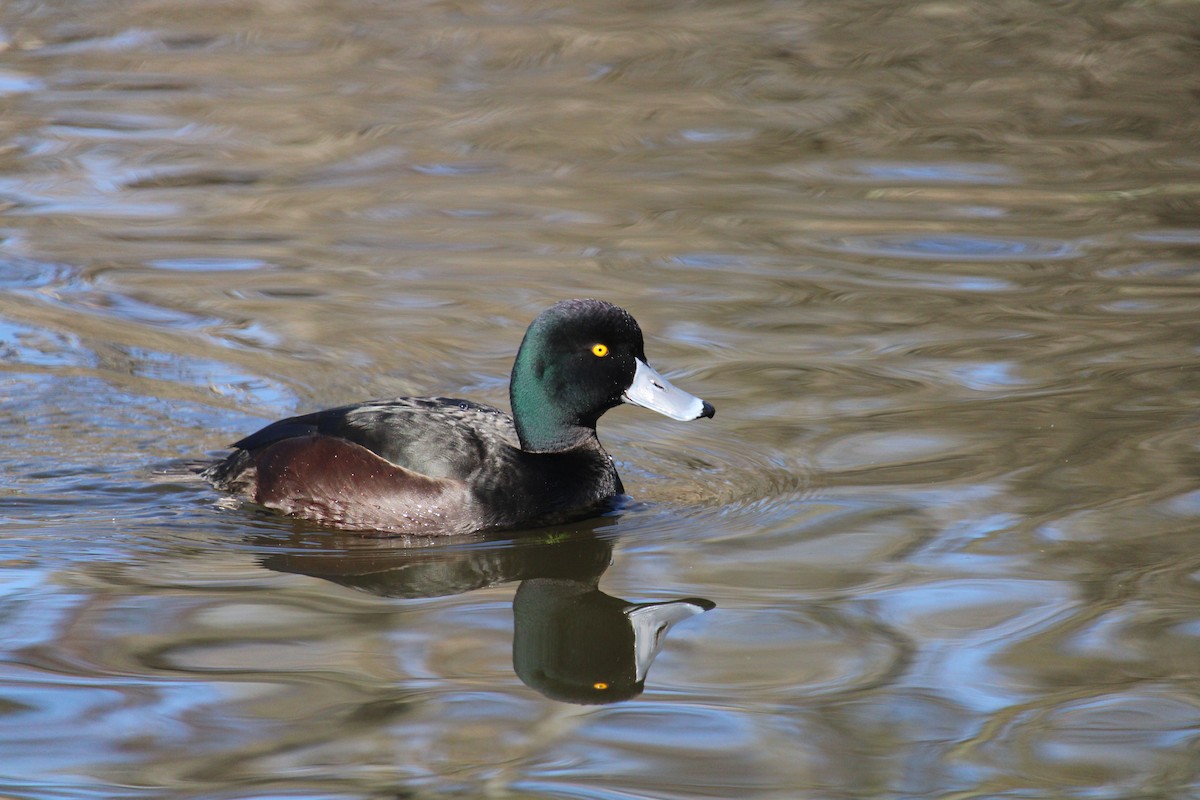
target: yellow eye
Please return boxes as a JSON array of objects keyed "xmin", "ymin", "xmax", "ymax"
[
  {"xmin": 593, "ymin": 682, "xmax": 609, "ymax": 690},
  {"xmin": 591, "ymin": 343, "xmax": 609, "ymax": 357}
]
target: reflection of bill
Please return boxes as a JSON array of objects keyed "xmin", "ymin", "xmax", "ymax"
[{"xmin": 256, "ymin": 523, "xmax": 714, "ymax": 704}]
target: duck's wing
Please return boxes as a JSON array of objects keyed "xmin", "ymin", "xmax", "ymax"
[{"xmin": 222, "ymin": 397, "xmax": 521, "ymax": 481}]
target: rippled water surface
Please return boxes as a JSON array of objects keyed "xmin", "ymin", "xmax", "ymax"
[{"xmin": 3, "ymin": 0, "xmax": 1200, "ymax": 797}]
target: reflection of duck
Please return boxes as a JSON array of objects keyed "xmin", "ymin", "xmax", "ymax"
[
  {"xmin": 257, "ymin": 522, "xmax": 616, "ymax": 599},
  {"xmin": 206, "ymin": 299, "xmax": 714, "ymax": 536},
  {"xmin": 256, "ymin": 525, "xmax": 713, "ymax": 704}
]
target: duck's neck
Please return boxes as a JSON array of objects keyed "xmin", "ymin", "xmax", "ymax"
[{"xmin": 510, "ymin": 352, "xmax": 596, "ymax": 453}]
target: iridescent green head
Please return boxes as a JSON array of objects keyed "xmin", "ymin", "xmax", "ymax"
[{"xmin": 509, "ymin": 299, "xmax": 714, "ymax": 453}]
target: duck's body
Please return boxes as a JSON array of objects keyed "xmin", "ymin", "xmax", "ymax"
[
  {"xmin": 205, "ymin": 299, "xmax": 713, "ymax": 536},
  {"xmin": 205, "ymin": 396, "xmax": 622, "ymax": 535}
]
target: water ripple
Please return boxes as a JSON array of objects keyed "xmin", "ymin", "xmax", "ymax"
[{"xmin": 814, "ymin": 234, "xmax": 1082, "ymax": 262}]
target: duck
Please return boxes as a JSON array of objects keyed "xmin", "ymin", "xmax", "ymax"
[{"xmin": 204, "ymin": 299, "xmax": 715, "ymax": 536}]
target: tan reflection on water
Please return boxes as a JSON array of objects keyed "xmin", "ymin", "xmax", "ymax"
[{"xmin": 1, "ymin": 0, "xmax": 1199, "ymax": 797}]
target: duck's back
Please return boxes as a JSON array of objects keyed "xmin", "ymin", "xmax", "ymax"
[
  {"xmin": 204, "ymin": 397, "xmax": 620, "ymax": 536},
  {"xmin": 258, "ymin": 397, "xmax": 519, "ymax": 474}
]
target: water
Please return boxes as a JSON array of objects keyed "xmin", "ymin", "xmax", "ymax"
[{"xmin": 2, "ymin": 0, "xmax": 1199, "ymax": 797}]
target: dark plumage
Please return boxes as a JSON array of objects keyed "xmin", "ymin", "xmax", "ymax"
[{"xmin": 204, "ymin": 299, "xmax": 714, "ymax": 536}]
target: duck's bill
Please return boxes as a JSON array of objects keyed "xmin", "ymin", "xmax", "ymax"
[{"xmin": 621, "ymin": 359, "xmax": 716, "ymax": 421}]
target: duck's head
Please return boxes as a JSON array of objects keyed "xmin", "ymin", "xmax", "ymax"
[{"xmin": 510, "ymin": 299, "xmax": 715, "ymax": 453}]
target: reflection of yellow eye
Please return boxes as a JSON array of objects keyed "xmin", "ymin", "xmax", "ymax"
[{"xmin": 591, "ymin": 343, "xmax": 609, "ymax": 357}]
